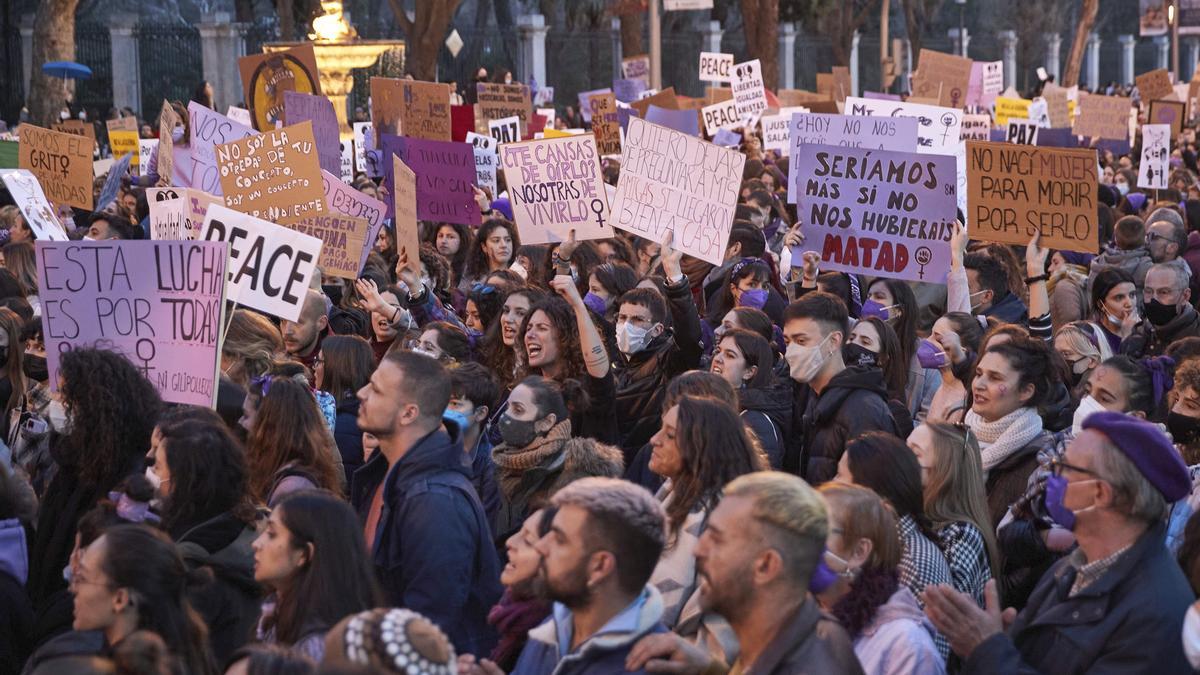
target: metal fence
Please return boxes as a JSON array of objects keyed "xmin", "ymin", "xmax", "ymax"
[
  {"xmin": 136, "ymin": 24, "xmax": 203, "ymax": 121},
  {"xmin": 74, "ymin": 22, "xmax": 112, "ymax": 118},
  {"xmin": 349, "ymin": 46, "xmax": 408, "ymax": 117},
  {"xmin": 0, "ymin": 23, "xmax": 21, "ymax": 125}
]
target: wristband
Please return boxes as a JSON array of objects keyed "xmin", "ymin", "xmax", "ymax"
[{"xmin": 1024, "ymin": 273, "xmax": 1049, "ymax": 285}]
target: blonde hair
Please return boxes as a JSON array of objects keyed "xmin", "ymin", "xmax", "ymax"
[
  {"xmin": 222, "ymin": 309, "xmax": 284, "ymax": 386},
  {"xmin": 1054, "ymin": 322, "xmax": 1109, "ymax": 363},
  {"xmin": 920, "ymin": 422, "xmax": 1000, "ymax": 573},
  {"xmin": 724, "ymin": 472, "xmax": 827, "ymax": 583},
  {"xmin": 817, "ymin": 483, "xmax": 900, "ymax": 571}
]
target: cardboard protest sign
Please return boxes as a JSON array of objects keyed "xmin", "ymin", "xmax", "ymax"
[
  {"xmin": 609, "ymin": 118, "xmax": 745, "ymax": 265},
  {"xmin": 1138, "ymin": 124, "xmax": 1171, "ymax": 189},
  {"xmin": 381, "ymin": 135, "xmax": 480, "ymax": 227},
  {"xmin": 791, "ymin": 144, "xmax": 956, "ymax": 282},
  {"xmin": 138, "ymin": 139, "xmax": 159, "ymax": 176},
  {"xmin": 216, "ymin": 121, "xmax": 325, "ymax": 225},
  {"xmin": 731, "ymin": 60, "xmax": 769, "ymax": 118},
  {"xmin": 843, "ymin": 98, "xmax": 962, "ymax": 155},
  {"xmin": 501, "ymin": 135, "xmax": 612, "ymax": 244},
  {"xmin": 38, "ymin": 240, "xmax": 227, "ymax": 406},
  {"xmin": 157, "ymin": 100, "xmax": 179, "ymax": 185},
  {"xmin": 537, "ymin": 107, "xmax": 557, "ymax": 129},
  {"xmin": 699, "ymin": 52, "xmax": 733, "ymax": 83},
  {"xmin": 465, "ymin": 132, "xmax": 499, "ymax": 195},
  {"xmin": 994, "ymin": 96, "xmax": 1032, "ymax": 127},
  {"xmin": 1042, "ymin": 85, "xmax": 1072, "ymax": 128},
  {"xmin": 1136, "ymin": 68, "xmax": 1175, "ymax": 104},
  {"xmin": 911, "ymin": 49, "xmax": 973, "ymax": 108},
  {"xmin": 1007, "ymin": 120, "xmax": 1040, "ymax": 145},
  {"xmin": 590, "ymin": 93, "xmax": 621, "ymax": 156},
  {"xmin": 284, "ymin": 92, "xmax": 342, "ymax": 177},
  {"xmin": 0, "ymin": 170, "xmax": 69, "ymax": 240},
  {"xmin": 630, "ymin": 88, "xmax": 679, "ymax": 119},
  {"xmin": 97, "ymin": 154, "xmax": 133, "ymax": 211},
  {"xmin": 701, "ymin": 99, "xmax": 739, "ymax": 136},
  {"xmin": 476, "ymin": 83, "xmax": 533, "ymax": 137},
  {"xmin": 200, "ymin": 204, "xmax": 322, "ymax": 321},
  {"xmin": 966, "ymin": 141, "xmax": 1098, "ymax": 253},
  {"xmin": 960, "ymin": 114, "xmax": 991, "ymax": 141},
  {"xmin": 18, "ymin": 124, "xmax": 93, "ymax": 210},
  {"xmin": 777, "ymin": 89, "xmax": 834, "ymax": 109},
  {"xmin": 833, "ymin": 67, "xmax": 852, "ymax": 104},
  {"xmin": 109, "ymin": 130, "xmax": 139, "ymax": 167},
  {"xmin": 787, "ymin": 113, "xmax": 919, "ymax": 203},
  {"xmin": 391, "ymin": 156, "xmax": 420, "ymax": 275},
  {"xmin": 489, "ymin": 116, "xmax": 520, "ymax": 145},
  {"xmin": 239, "ymin": 43, "xmax": 321, "ymax": 131},
  {"xmin": 51, "ymin": 120, "xmax": 96, "ymax": 152},
  {"xmin": 1074, "ymin": 94, "xmax": 1133, "ymax": 141},
  {"xmin": 370, "ymin": 77, "xmax": 452, "ymax": 141},
  {"xmin": 1028, "ymin": 98, "xmax": 1051, "ymax": 128},
  {"xmin": 622, "ymin": 55, "xmax": 650, "ymax": 86},
  {"xmin": 577, "ymin": 88, "xmax": 612, "ymax": 124},
  {"xmin": 105, "ymin": 116, "xmax": 137, "ymax": 134},
  {"xmin": 1149, "ymin": 99, "xmax": 1187, "ymax": 139},
  {"xmin": 289, "ymin": 213, "xmax": 370, "ymax": 280},
  {"xmin": 321, "ymin": 170, "xmax": 386, "ymax": 273},
  {"xmin": 339, "ymin": 139, "xmax": 353, "ymax": 182},
  {"xmin": 189, "ymin": 102, "xmax": 258, "ymax": 195}
]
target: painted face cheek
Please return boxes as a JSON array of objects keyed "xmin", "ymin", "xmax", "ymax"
[{"xmin": 998, "ymin": 384, "xmax": 1008, "ymax": 397}]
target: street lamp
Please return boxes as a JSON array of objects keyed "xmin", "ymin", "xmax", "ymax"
[{"xmin": 956, "ymin": 0, "xmax": 967, "ymax": 58}]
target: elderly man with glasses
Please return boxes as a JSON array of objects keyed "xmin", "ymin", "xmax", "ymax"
[
  {"xmin": 1120, "ymin": 262, "xmax": 1200, "ymax": 357},
  {"xmin": 921, "ymin": 411, "xmax": 1194, "ymax": 674}
]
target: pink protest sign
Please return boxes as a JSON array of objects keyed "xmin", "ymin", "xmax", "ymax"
[
  {"xmin": 381, "ymin": 135, "xmax": 480, "ymax": 227},
  {"xmin": 38, "ymin": 240, "xmax": 228, "ymax": 406},
  {"xmin": 285, "ymin": 92, "xmax": 342, "ymax": 177},
  {"xmin": 789, "ymin": 143, "xmax": 957, "ymax": 283},
  {"xmin": 321, "ymin": 170, "xmax": 386, "ymax": 274}
]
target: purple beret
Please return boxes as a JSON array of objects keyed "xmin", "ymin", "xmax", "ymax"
[
  {"xmin": 1056, "ymin": 250, "xmax": 1095, "ymax": 268},
  {"xmin": 1126, "ymin": 192, "xmax": 1148, "ymax": 212},
  {"xmin": 1082, "ymin": 411, "xmax": 1191, "ymax": 502},
  {"xmin": 490, "ymin": 198, "xmax": 513, "ymax": 221}
]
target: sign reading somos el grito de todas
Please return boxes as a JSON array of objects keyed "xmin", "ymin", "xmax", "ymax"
[
  {"xmin": 966, "ymin": 141, "xmax": 1099, "ymax": 254},
  {"xmin": 790, "ymin": 144, "xmax": 958, "ymax": 283}
]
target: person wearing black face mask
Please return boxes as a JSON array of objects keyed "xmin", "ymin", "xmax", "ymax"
[
  {"xmin": 845, "ymin": 317, "xmax": 914, "ymax": 438},
  {"xmin": 1170, "ymin": 360, "xmax": 1200, "ymax": 465},
  {"xmin": 1121, "ymin": 264, "xmax": 1200, "ymax": 358}
]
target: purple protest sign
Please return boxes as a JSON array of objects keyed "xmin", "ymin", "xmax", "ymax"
[
  {"xmin": 614, "ymin": 79, "xmax": 647, "ymax": 103},
  {"xmin": 382, "ymin": 135, "xmax": 481, "ymax": 227},
  {"xmin": 790, "ymin": 143, "xmax": 957, "ymax": 283},
  {"xmin": 712, "ymin": 128, "xmax": 741, "ymax": 147},
  {"xmin": 322, "ymin": 170, "xmax": 387, "ymax": 274},
  {"xmin": 187, "ymin": 102, "xmax": 257, "ymax": 195},
  {"xmin": 787, "ymin": 113, "xmax": 919, "ymax": 203},
  {"xmin": 285, "ymin": 91, "xmax": 342, "ymax": 177},
  {"xmin": 863, "ymin": 91, "xmax": 902, "ymax": 101},
  {"xmin": 38, "ymin": 240, "xmax": 227, "ymax": 406},
  {"xmin": 644, "ymin": 105, "xmax": 700, "ymax": 137}
]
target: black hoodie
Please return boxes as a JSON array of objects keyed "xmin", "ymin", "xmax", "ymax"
[{"xmin": 790, "ymin": 365, "xmax": 898, "ymax": 483}]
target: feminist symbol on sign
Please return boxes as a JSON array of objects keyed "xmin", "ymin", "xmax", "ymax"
[
  {"xmin": 915, "ymin": 246, "xmax": 932, "ymax": 280},
  {"xmin": 590, "ymin": 199, "xmax": 607, "ymax": 228}
]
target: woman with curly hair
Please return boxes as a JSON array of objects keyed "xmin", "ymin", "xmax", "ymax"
[
  {"xmin": 424, "ymin": 222, "xmax": 472, "ymax": 287},
  {"xmin": 241, "ymin": 375, "xmax": 342, "ymax": 506},
  {"xmin": 816, "ymin": 483, "xmax": 945, "ymax": 675},
  {"xmin": 460, "ymin": 218, "xmax": 519, "ymax": 294},
  {"xmin": 28, "ymin": 348, "xmax": 164, "ymax": 629},
  {"xmin": 646, "ymin": 395, "xmax": 766, "ymax": 659},
  {"xmin": 482, "ymin": 287, "xmax": 545, "ymax": 389},
  {"xmin": 222, "ymin": 310, "xmax": 285, "ymax": 388}
]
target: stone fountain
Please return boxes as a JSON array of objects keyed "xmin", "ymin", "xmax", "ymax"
[{"xmin": 264, "ymin": 0, "xmax": 404, "ymax": 138}]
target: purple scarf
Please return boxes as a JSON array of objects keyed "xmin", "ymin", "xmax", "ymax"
[{"xmin": 488, "ymin": 590, "xmax": 550, "ymax": 669}]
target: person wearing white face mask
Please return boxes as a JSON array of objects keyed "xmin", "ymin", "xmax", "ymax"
[{"xmin": 780, "ymin": 292, "xmax": 897, "ymax": 482}]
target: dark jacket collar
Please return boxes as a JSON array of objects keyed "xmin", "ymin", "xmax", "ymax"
[{"xmin": 744, "ymin": 597, "xmax": 822, "ymax": 674}]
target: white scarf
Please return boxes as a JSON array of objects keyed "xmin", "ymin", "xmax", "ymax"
[{"xmin": 965, "ymin": 406, "xmax": 1043, "ymax": 473}]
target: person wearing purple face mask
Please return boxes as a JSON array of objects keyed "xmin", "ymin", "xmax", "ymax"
[
  {"xmin": 865, "ymin": 278, "xmax": 940, "ymax": 422},
  {"xmin": 705, "ymin": 258, "xmax": 781, "ymax": 332}
]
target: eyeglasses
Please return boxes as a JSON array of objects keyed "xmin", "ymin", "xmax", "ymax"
[
  {"xmin": 1048, "ymin": 457, "xmax": 1100, "ymax": 478},
  {"xmin": 1146, "ymin": 232, "xmax": 1171, "ymax": 244}
]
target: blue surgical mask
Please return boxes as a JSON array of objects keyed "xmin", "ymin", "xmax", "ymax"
[{"xmin": 443, "ymin": 408, "xmax": 472, "ymax": 433}]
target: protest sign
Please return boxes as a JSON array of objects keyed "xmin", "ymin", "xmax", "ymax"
[
  {"xmin": 961, "ymin": 114, "xmax": 991, "ymax": 141},
  {"xmin": 966, "ymin": 141, "xmax": 1098, "ymax": 253},
  {"xmin": 761, "ymin": 113, "xmax": 791, "ymax": 154},
  {"xmin": 189, "ymin": 102, "xmax": 258, "ymax": 195},
  {"xmin": 19, "ymin": 124, "xmax": 93, "ymax": 210},
  {"xmin": 371, "ymin": 77, "xmax": 452, "ymax": 141},
  {"xmin": 1035, "ymin": 128, "xmax": 1080, "ymax": 148},
  {"xmin": 911, "ymin": 49, "xmax": 973, "ymax": 108},
  {"xmin": 622, "ymin": 55, "xmax": 650, "ymax": 86},
  {"xmin": 777, "ymin": 89, "xmax": 835, "ymax": 109},
  {"xmin": 966, "ymin": 60, "xmax": 1004, "ymax": 108},
  {"xmin": 339, "ymin": 139, "xmax": 353, "ymax": 182},
  {"xmin": 105, "ymin": 116, "xmax": 137, "ymax": 134},
  {"xmin": 701, "ymin": 99, "xmax": 739, "ymax": 136},
  {"xmin": 466, "ymin": 131, "xmax": 499, "ymax": 195},
  {"xmin": 1149, "ymin": 99, "xmax": 1187, "ymax": 139},
  {"xmin": 477, "ymin": 83, "xmax": 533, "ymax": 137},
  {"xmin": 38, "ymin": 240, "xmax": 228, "ymax": 407},
  {"xmin": 1007, "ymin": 120, "xmax": 1040, "ymax": 145},
  {"xmin": 97, "ymin": 154, "xmax": 133, "ymax": 211},
  {"xmin": 501, "ymin": 135, "xmax": 612, "ymax": 244},
  {"xmin": 864, "ymin": 91, "xmax": 903, "ymax": 101},
  {"xmin": 1074, "ymin": 94, "xmax": 1133, "ymax": 141},
  {"xmin": 489, "ymin": 116, "xmax": 520, "ymax": 145},
  {"xmin": 664, "ymin": 0, "xmax": 712, "ymax": 9},
  {"xmin": 392, "ymin": 155, "xmax": 420, "ymax": 275},
  {"xmin": 284, "ymin": 92, "xmax": 342, "ymax": 176},
  {"xmin": 200, "ymin": 204, "xmax": 322, "ymax": 321},
  {"xmin": 289, "ymin": 213, "xmax": 370, "ymax": 280},
  {"xmin": 843, "ymin": 98, "xmax": 962, "ymax": 155},
  {"xmin": 537, "ymin": 107, "xmax": 557, "ymax": 128},
  {"xmin": 1138, "ymin": 124, "xmax": 1171, "ymax": 189},
  {"xmin": 1142, "ymin": 0, "xmax": 1169, "ymax": 35},
  {"xmin": 994, "ymin": 96, "xmax": 1032, "ymax": 126},
  {"xmin": 321, "ymin": 170, "xmax": 386, "ymax": 273},
  {"xmin": 109, "ymin": 130, "xmax": 139, "ymax": 167},
  {"xmin": 614, "ymin": 79, "xmax": 647, "ymax": 104},
  {"xmin": 609, "ymin": 118, "xmax": 745, "ymax": 265},
  {"xmin": 0, "ymin": 170, "xmax": 69, "ymax": 240},
  {"xmin": 157, "ymin": 100, "xmax": 178, "ymax": 185},
  {"xmin": 645, "ymin": 106, "xmax": 700, "ymax": 137},
  {"xmin": 1028, "ymin": 99, "xmax": 1051, "ymax": 128},
  {"xmin": 699, "ymin": 52, "xmax": 733, "ymax": 83},
  {"xmin": 382, "ymin": 135, "xmax": 480, "ymax": 227},
  {"xmin": 216, "ymin": 121, "xmax": 325, "ymax": 225},
  {"xmin": 0, "ymin": 141, "xmax": 16, "ymax": 169},
  {"xmin": 833, "ymin": 67, "xmax": 852, "ymax": 104},
  {"xmin": 51, "ymin": 120, "xmax": 96, "ymax": 152},
  {"xmin": 731, "ymin": 60, "xmax": 768, "ymax": 118},
  {"xmin": 590, "ymin": 93, "xmax": 621, "ymax": 156},
  {"xmin": 791, "ymin": 144, "xmax": 956, "ymax": 282},
  {"xmin": 239, "ymin": 43, "xmax": 321, "ymax": 131},
  {"xmin": 138, "ymin": 139, "xmax": 158, "ymax": 176},
  {"xmin": 227, "ymin": 107, "xmax": 253, "ymax": 127},
  {"xmin": 577, "ymin": 88, "xmax": 613, "ymax": 123},
  {"xmin": 1136, "ymin": 68, "xmax": 1175, "ymax": 103},
  {"xmin": 451, "ymin": 104, "xmax": 476, "ymax": 141},
  {"xmin": 93, "ymin": 158, "xmax": 114, "ymax": 178},
  {"xmin": 787, "ymin": 113, "xmax": 919, "ymax": 203},
  {"xmin": 1042, "ymin": 84, "xmax": 1072, "ymax": 128},
  {"xmin": 630, "ymin": 88, "xmax": 679, "ymax": 119},
  {"xmin": 148, "ymin": 189, "xmax": 188, "ymax": 240}
]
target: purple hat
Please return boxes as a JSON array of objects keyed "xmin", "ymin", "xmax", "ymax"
[
  {"xmin": 1056, "ymin": 250, "xmax": 1095, "ymax": 268},
  {"xmin": 1126, "ymin": 192, "xmax": 1148, "ymax": 212},
  {"xmin": 1081, "ymin": 411, "xmax": 1191, "ymax": 501},
  {"xmin": 490, "ymin": 197, "xmax": 513, "ymax": 221}
]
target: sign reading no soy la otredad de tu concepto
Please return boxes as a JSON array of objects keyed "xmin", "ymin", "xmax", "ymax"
[
  {"xmin": 38, "ymin": 240, "xmax": 228, "ymax": 407},
  {"xmin": 501, "ymin": 134, "xmax": 612, "ymax": 244},
  {"xmin": 966, "ymin": 141, "xmax": 1098, "ymax": 254},
  {"xmin": 790, "ymin": 144, "xmax": 957, "ymax": 283},
  {"xmin": 216, "ymin": 121, "xmax": 326, "ymax": 226},
  {"xmin": 200, "ymin": 204, "xmax": 323, "ymax": 322},
  {"xmin": 608, "ymin": 117, "xmax": 745, "ymax": 266}
]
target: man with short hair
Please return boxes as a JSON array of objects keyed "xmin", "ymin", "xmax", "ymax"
[
  {"xmin": 964, "ymin": 253, "xmax": 1027, "ymax": 325},
  {"xmin": 627, "ymin": 472, "xmax": 864, "ymax": 674},
  {"xmin": 505, "ymin": 477, "xmax": 669, "ymax": 674},
  {"xmin": 281, "ymin": 289, "xmax": 329, "ymax": 373},
  {"xmin": 1089, "ymin": 214, "xmax": 1154, "ymax": 289},
  {"xmin": 447, "ymin": 362, "xmax": 502, "ymax": 530},
  {"xmin": 1121, "ymin": 262, "xmax": 1200, "ymax": 357},
  {"xmin": 781, "ymin": 293, "xmax": 896, "ymax": 481},
  {"xmin": 923, "ymin": 412, "xmax": 1194, "ymax": 673},
  {"xmin": 1144, "ymin": 207, "xmax": 1199, "ymax": 298},
  {"xmin": 352, "ymin": 351, "xmax": 502, "ymax": 656}
]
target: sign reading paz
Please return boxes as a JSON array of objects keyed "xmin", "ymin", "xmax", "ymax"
[
  {"xmin": 609, "ymin": 118, "xmax": 745, "ymax": 265},
  {"xmin": 216, "ymin": 121, "xmax": 325, "ymax": 225},
  {"xmin": 38, "ymin": 240, "xmax": 227, "ymax": 407},
  {"xmin": 18, "ymin": 124, "xmax": 93, "ymax": 210},
  {"xmin": 792, "ymin": 144, "xmax": 957, "ymax": 282},
  {"xmin": 501, "ymin": 135, "xmax": 612, "ymax": 244},
  {"xmin": 966, "ymin": 141, "xmax": 1098, "ymax": 254},
  {"xmin": 200, "ymin": 204, "xmax": 322, "ymax": 322}
]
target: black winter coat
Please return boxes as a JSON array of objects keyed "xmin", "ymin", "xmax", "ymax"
[
  {"xmin": 333, "ymin": 393, "xmax": 365, "ymax": 479},
  {"xmin": 790, "ymin": 366, "xmax": 898, "ymax": 483},
  {"xmin": 176, "ymin": 512, "xmax": 262, "ymax": 665},
  {"xmin": 1119, "ymin": 305, "xmax": 1200, "ymax": 358}
]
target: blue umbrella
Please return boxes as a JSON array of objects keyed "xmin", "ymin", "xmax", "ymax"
[{"xmin": 41, "ymin": 61, "xmax": 92, "ymax": 80}]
